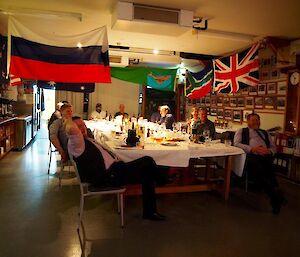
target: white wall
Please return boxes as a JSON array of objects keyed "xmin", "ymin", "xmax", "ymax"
[{"xmin": 89, "ymin": 78, "xmax": 140, "ymax": 117}]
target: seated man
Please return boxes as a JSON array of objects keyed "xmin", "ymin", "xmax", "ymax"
[
  {"xmin": 234, "ymin": 113, "xmax": 286, "ymax": 214},
  {"xmin": 48, "ymin": 102, "xmax": 64, "ymax": 129},
  {"xmin": 89, "ymin": 103, "xmax": 107, "ymax": 120},
  {"xmin": 159, "ymin": 105, "xmax": 174, "ymax": 130},
  {"xmin": 49, "ymin": 103, "xmax": 73, "ymax": 162},
  {"xmin": 66, "ymin": 117, "xmax": 167, "ymax": 221},
  {"xmin": 150, "ymin": 105, "xmax": 161, "ymax": 123},
  {"xmin": 114, "ymin": 103, "xmax": 129, "ymax": 118},
  {"xmin": 196, "ymin": 107, "xmax": 216, "ymax": 139}
]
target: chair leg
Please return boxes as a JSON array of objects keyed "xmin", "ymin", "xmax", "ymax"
[
  {"xmin": 47, "ymin": 150, "xmax": 52, "ymax": 174},
  {"xmin": 120, "ymin": 193, "xmax": 124, "ymax": 228},
  {"xmin": 78, "ymin": 195, "xmax": 85, "ymax": 229},
  {"xmin": 245, "ymin": 170, "xmax": 248, "ymax": 193},
  {"xmin": 117, "ymin": 193, "xmax": 121, "ymax": 214}
]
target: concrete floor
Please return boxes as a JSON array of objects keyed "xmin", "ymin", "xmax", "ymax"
[{"xmin": 0, "ymin": 127, "xmax": 300, "ymax": 257}]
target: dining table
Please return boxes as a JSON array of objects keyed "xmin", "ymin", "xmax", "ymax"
[{"xmin": 86, "ymin": 120, "xmax": 246, "ymax": 200}]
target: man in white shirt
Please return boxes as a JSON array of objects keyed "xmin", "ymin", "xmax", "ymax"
[
  {"xmin": 89, "ymin": 103, "xmax": 107, "ymax": 120},
  {"xmin": 234, "ymin": 113, "xmax": 286, "ymax": 214},
  {"xmin": 66, "ymin": 117, "xmax": 167, "ymax": 221}
]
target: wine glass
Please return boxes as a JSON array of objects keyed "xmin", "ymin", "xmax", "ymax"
[{"xmin": 203, "ymin": 129, "xmax": 210, "ymax": 142}]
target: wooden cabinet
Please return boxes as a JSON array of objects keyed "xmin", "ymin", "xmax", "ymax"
[
  {"xmin": 0, "ymin": 118, "xmax": 16, "ymax": 160},
  {"xmin": 284, "ymin": 70, "xmax": 300, "ymax": 135}
]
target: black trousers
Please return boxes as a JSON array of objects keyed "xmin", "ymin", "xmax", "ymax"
[
  {"xmin": 245, "ymin": 154, "xmax": 279, "ymax": 202},
  {"xmin": 108, "ymin": 156, "xmax": 166, "ymax": 215}
]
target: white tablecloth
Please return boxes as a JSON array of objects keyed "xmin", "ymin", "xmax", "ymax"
[
  {"xmin": 86, "ymin": 121, "xmax": 246, "ymax": 177},
  {"xmin": 105, "ymin": 140, "xmax": 246, "ymax": 177}
]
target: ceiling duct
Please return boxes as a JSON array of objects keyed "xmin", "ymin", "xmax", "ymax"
[{"xmin": 112, "ymin": 1, "xmax": 193, "ymax": 36}]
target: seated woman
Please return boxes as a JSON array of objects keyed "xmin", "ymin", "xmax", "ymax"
[
  {"xmin": 65, "ymin": 117, "xmax": 167, "ymax": 221},
  {"xmin": 187, "ymin": 107, "xmax": 200, "ymax": 133},
  {"xmin": 158, "ymin": 105, "xmax": 174, "ymax": 130}
]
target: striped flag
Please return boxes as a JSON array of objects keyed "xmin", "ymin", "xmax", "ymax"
[
  {"xmin": 8, "ymin": 17, "xmax": 111, "ymax": 83},
  {"xmin": 213, "ymin": 43, "xmax": 260, "ymax": 93}
]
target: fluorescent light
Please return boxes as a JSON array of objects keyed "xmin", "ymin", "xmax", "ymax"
[{"xmin": 153, "ymin": 49, "xmax": 159, "ymax": 55}]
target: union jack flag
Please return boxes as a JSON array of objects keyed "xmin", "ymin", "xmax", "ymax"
[{"xmin": 213, "ymin": 43, "xmax": 260, "ymax": 93}]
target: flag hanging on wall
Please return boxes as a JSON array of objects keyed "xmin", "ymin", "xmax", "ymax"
[
  {"xmin": 213, "ymin": 43, "xmax": 260, "ymax": 93},
  {"xmin": 111, "ymin": 67, "xmax": 177, "ymax": 91},
  {"xmin": 186, "ymin": 70, "xmax": 213, "ymax": 99},
  {"xmin": 8, "ymin": 17, "xmax": 111, "ymax": 83},
  {"xmin": 37, "ymin": 81, "xmax": 95, "ymax": 93},
  {"xmin": 185, "ymin": 60, "xmax": 213, "ymax": 99}
]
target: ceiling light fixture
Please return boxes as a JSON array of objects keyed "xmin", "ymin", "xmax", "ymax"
[{"xmin": 153, "ymin": 49, "xmax": 159, "ymax": 55}]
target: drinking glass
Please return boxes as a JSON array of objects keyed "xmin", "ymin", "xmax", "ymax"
[{"xmin": 203, "ymin": 130, "xmax": 210, "ymax": 142}]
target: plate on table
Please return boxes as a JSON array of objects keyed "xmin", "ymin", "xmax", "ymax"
[
  {"xmin": 161, "ymin": 142, "xmax": 178, "ymax": 146},
  {"xmin": 165, "ymin": 137, "xmax": 185, "ymax": 142}
]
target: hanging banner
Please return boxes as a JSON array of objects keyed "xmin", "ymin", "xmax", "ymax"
[
  {"xmin": 213, "ymin": 43, "xmax": 260, "ymax": 93},
  {"xmin": 111, "ymin": 67, "xmax": 177, "ymax": 91},
  {"xmin": 37, "ymin": 81, "xmax": 95, "ymax": 93},
  {"xmin": 185, "ymin": 60, "xmax": 213, "ymax": 99},
  {"xmin": 8, "ymin": 17, "xmax": 111, "ymax": 83}
]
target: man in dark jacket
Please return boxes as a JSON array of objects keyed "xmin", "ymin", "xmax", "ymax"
[
  {"xmin": 234, "ymin": 113, "xmax": 286, "ymax": 214},
  {"xmin": 66, "ymin": 117, "xmax": 167, "ymax": 221}
]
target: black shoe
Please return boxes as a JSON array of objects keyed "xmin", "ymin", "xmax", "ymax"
[{"xmin": 143, "ymin": 212, "xmax": 166, "ymax": 221}]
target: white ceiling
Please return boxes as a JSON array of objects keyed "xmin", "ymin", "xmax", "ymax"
[{"xmin": 0, "ymin": 0, "xmax": 299, "ymax": 56}]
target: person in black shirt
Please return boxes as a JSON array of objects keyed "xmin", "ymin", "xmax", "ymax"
[
  {"xmin": 159, "ymin": 105, "xmax": 174, "ymax": 130},
  {"xmin": 196, "ymin": 107, "xmax": 216, "ymax": 139}
]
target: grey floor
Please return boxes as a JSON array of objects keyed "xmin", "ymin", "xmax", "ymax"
[{"xmin": 0, "ymin": 124, "xmax": 300, "ymax": 257}]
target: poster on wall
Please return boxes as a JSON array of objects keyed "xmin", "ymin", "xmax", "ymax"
[
  {"xmin": 254, "ymin": 97, "xmax": 264, "ymax": 109},
  {"xmin": 217, "ymin": 108, "xmax": 224, "ymax": 118},
  {"xmin": 245, "ymin": 97, "xmax": 254, "ymax": 108},
  {"xmin": 230, "ymin": 98, "xmax": 237, "ymax": 107},
  {"xmin": 233, "ymin": 110, "xmax": 242, "ymax": 123},
  {"xmin": 277, "ymin": 96, "xmax": 286, "ymax": 110},
  {"xmin": 224, "ymin": 109, "xmax": 232, "ymax": 120},
  {"xmin": 237, "ymin": 97, "xmax": 245, "ymax": 107},
  {"xmin": 249, "ymin": 86, "xmax": 258, "ymax": 95},
  {"xmin": 267, "ymin": 82, "xmax": 277, "ymax": 94},
  {"xmin": 277, "ymin": 81, "xmax": 287, "ymax": 95},
  {"xmin": 258, "ymin": 84, "xmax": 266, "ymax": 95},
  {"xmin": 264, "ymin": 97, "xmax": 275, "ymax": 109}
]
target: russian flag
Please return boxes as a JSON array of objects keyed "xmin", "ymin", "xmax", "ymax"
[{"xmin": 8, "ymin": 17, "xmax": 111, "ymax": 83}]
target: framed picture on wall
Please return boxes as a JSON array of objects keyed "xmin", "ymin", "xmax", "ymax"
[
  {"xmin": 277, "ymin": 96, "xmax": 286, "ymax": 110},
  {"xmin": 217, "ymin": 108, "xmax": 224, "ymax": 119},
  {"xmin": 241, "ymin": 87, "xmax": 249, "ymax": 95},
  {"xmin": 224, "ymin": 109, "xmax": 232, "ymax": 120},
  {"xmin": 257, "ymin": 84, "xmax": 266, "ymax": 95},
  {"xmin": 254, "ymin": 96, "xmax": 264, "ymax": 109},
  {"xmin": 210, "ymin": 96, "xmax": 217, "ymax": 106},
  {"xmin": 230, "ymin": 97, "xmax": 237, "ymax": 107},
  {"xmin": 217, "ymin": 96, "xmax": 223, "ymax": 107},
  {"xmin": 267, "ymin": 82, "xmax": 277, "ymax": 95},
  {"xmin": 264, "ymin": 97, "xmax": 275, "ymax": 109},
  {"xmin": 223, "ymin": 97, "xmax": 230, "ymax": 107},
  {"xmin": 233, "ymin": 110, "xmax": 242, "ymax": 123},
  {"xmin": 205, "ymin": 97, "xmax": 211, "ymax": 106},
  {"xmin": 237, "ymin": 97, "xmax": 245, "ymax": 107},
  {"xmin": 249, "ymin": 86, "xmax": 258, "ymax": 95},
  {"xmin": 260, "ymin": 69, "xmax": 270, "ymax": 81},
  {"xmin": 210, "ymin": 108, "xmax": 217, "ymax": 116},
  {"xmin": 277, "ymin": 81, "xmax": 287, "ymax": 95},
  {"xmin": 271, "ymin": 68, "xmax": 279, "ymax": 79},
  {"xmin": 245, "ymin": 97, "xmax": 254, "ymax": 108},
  {"xmin": 201, "ymin": 97, "xmax": 206, "ymax": 105},
  {"xmin": 243, "ymin": 110, "xmax": 253, "ymax": 122}
]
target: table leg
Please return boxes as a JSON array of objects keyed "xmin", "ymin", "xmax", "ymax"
[
  {"xmin": 223, "ymin": 156, "xmax": 232, "ymax": 201},
  {"xmin": 205, "ymin": 158, "xmax": 211, "ymax": 182}
]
